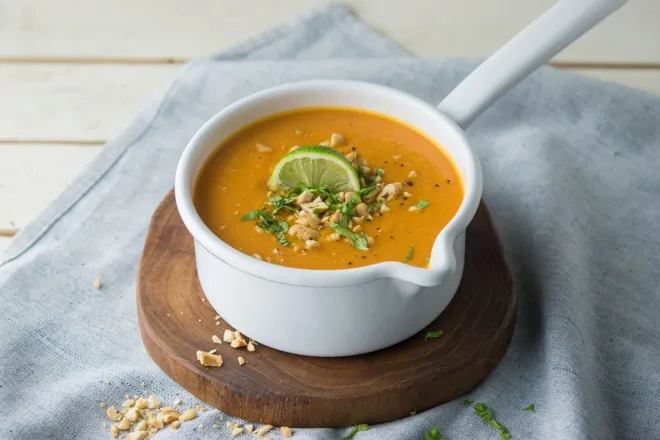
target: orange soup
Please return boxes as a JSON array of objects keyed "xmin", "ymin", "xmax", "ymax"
[{"xmin": 194, "ymin": 108, "xmax": 463, "ymax": 269}]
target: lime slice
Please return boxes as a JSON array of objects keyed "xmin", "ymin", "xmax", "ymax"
[{"xmin": 268, "ymin": 146, "xmax": 361, "ymax": 192}]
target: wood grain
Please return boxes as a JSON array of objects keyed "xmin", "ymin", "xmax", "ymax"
[
  {"xmin": 136, "ymin": 191, "xmax": 516, "ymax": 427},
  {"xmin": 1, "ymin": 0, "xmax": 658, "ymax": 63}
]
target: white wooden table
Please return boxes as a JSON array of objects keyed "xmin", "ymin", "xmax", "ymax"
[{"xmin": 1, "ymin": 0, "xmax": 659, "ymax": 251}]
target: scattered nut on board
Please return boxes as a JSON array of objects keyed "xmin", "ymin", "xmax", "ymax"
[
  {"xmin": 238, "ymin": 356, "xmax": 246, "ymax": 366},
  {"xmin": 197, "ymin": 350, "xmax": 223, "ymax": 367},
  {"xmin": 256, "ymin": 424, "xmax": 273, "ymax": 436},
  {"xmin": 93, "ymin": 279, "xmax": 102, "ymax": 289},
  {"xmin": 281, "ymin": 426, "xmax": 293, "ymax": 437}
]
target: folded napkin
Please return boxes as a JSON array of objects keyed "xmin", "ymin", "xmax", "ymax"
[{"xmin": 1, "ymin": 4, "xmax": 659, "ymax": 439}]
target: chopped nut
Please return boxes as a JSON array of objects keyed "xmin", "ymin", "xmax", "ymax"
[
  {"xmin": 179, "ymin": 408, "xmax": 198, "ymax": 422},
  {"xmin": 127, "ymin": 431, "xmax": 149, "ymax": 440},
  {"xmin": 100, "ymin": 402, "xmax": 106, "ymax": 408},
  {"xmin": 147, "ymin": 395, "xmax": 160, "ymax": 409},
  {"xmin": 212, "ymin": 334, "xmax": 223, "ymax": 344},
  {"xmin": 197, "ymin": 350, "xmax": 223, "ymax": 367},
  {"xmin": 106, "ymin": 406, "xmax": 122, "ymax": 421},
  {"xmin": 93, "ymin": 279, "xmax": 101, "ymax": 289},
  {"xmin": 216, "ymin": 321, "xmax": 221, "ymax": 326},
  {"xmin": 119, "ymin": 408, "xmax": 128, "ymax": 416},
  {"xmin": 378, "ymin": 182, "xmax": 403, "ymax": 201},
  {"xmin": 345, "ymin": 152, "xmax": 357, "ymax": 162},
  {"xmin": 255, "ymin": 225, "xmax": 263, "ymax": 233},
  {"xmin": 231, "ymin": 338, "xmax": 247, "ymax": 348},
  {"xmin": 328, "ymin": 233, "xmax": 340, "ymax": 241},
  {"xmin": 173, "ymin": 398, "xmax": 182, "ymax": 406},
  {"xmin": 281, "ymin": 426, "xmax": 293, "ymax": 437},
  {"xmin": 227, "ymin": 421, "xmax": 237, "ymax": 429},
  {"xmin": 355, "ymin": 203, "xmax": 369, "ymax": 217},
  {"xmin": 344, "ymin": 191, "xmax": 355, "ymax": 203},
  {"xmin": 289, "ymin": 145, "xmax": 301, "ymax": 152},
  {"xmin": 330, "ymin": 133, "xmax": 345, "ymax": 148},
  {"xmin": 196, "ymin": 405, "xmax": 207, "ymax": 413},
  {"xmin": 408, "ymin": 170, "xmax": 418, "ymax": 179},
  {"xmin": 380, "ymin": 204, "xmax": 391, "ymax": 213},
  {"xmin": 256, "ymin": 143, "xmax": 273, "ymax": 153},
  {"xmin": 409, "ymin": 206, "xmax": 420, "ymax": 212},
  {"xmin": 295, "ymin": 214, "xmax": 321, "ymax": 229},
  {"xmin": 319, "ymin": 140, "xmax": 330, "ymax": 146},
  {"xmin": 393, "ymin": 154, "xmax": 402, "ymax": 160},
  {"xmin": 352, "ymin": 216, "xmax": 364, "ymax": 225},
  {"xmin": 214, "ymin": 315, "xmax": 220, "ymax": 320},
  {"xmin": 300, "ymin": 196, "xmax": 328, "ymax": 214},
  {"xmin": 292, "ymin": 245, "xmax": 300, "ymax": 252},
  {"xmin": 305, "ymin": 240, "xmax": 321, "ymax": 249},
  {"xmin": 288, "ymin": 224, "xmax": 320, "ymax": 241},
  {"xmin": 125, "ymin": 407, "xmax": 139, "ymax": 422},
  {"xmin": 171, "ymin": 421, "xmax": 181, "ymax": 430},
  {"xmin": 367, "ymin": 236, "xmax": 376, "ymax": 246},
  {"xmin": 247, "ymin": 340, "xmax": 256, "ymax": 352},
  {"xmin": 116, "ymin": 417, "xmax": 131, "ymax": 431},
  {"xmin": 403, "ymin": 191, "xmax": 413, "ymax": 198},
  {"xmin": 238, "ymin": 356, "xmax": 246, "ymax": 366},
  {"xmin": 208, "ymin": 349, "xmax": 217, "ymax": 354},
  {"xmin": 234, "ymin": 330, "xmax": 243, "ymax": 340},
  {"xmin": 295, "ymin": 190, "xmax": 314, "ymax": 205},
  {"xmin": 256, "ymin": 424, "xmax": 274, "ymax": 436},
  {"xmin": 110, "ymin": 425, "xmax": 119, "ymax": 437},
  {"xmin": 232, "ymin": 427, "xmax": 245, "ymax": 437},
  {"xmin": 122, "ymin": 399, "xmax": 135, "ymax": 408},
  {"xmin": 245, "ymin": 424, "xmax": 255, "ymax": 433},
  {"xmin": 352, "ymin": 225, "xmax": 363, "ymax": 233},
  {"xmin": 157, "ymin": 408, "xmax": 180, "ymax": 424},
  {"xmin": 272, "ymin": 248, "xmax": 279, "ymax": 255},
  {"xmin": 329, "ymin": 210, "xmax": 342, "ymax": 224},
  {"xmin": 135, "ymin": 397, "xmax": 148, "ymax": 410},
  {"xmin": 134, "ymin": 420, "xmax": 148, "ymax": 432},
  {"xmin": 223, "ymin": 329, "xmax": 235, "ymax": 343},
  {"xmin": 253, "ymin": 253, "xmax": 263, "ymax": 260}
]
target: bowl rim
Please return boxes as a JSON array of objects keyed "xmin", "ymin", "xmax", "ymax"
[{"xmin": 175, "ymin": 79, "xmax": 483, "ymax": 288}]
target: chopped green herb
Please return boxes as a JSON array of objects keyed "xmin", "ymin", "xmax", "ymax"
[
  {"xmin": 464, "ymin": 399, "xmax": 474, "ymax": 405},
  {"xmin": 331, "ymin": 224, "xmax": 369, "ymax": 251},
  {"xmin": 374, "ymin": 168, "xmax": 385, "ymax": 177},
  {"xmin": 415, "ymin": 200, "xmax": 430, "ymax": 210},
  {"xmin": 342, "ymin": 424, "xmax": 369, "ymax": 439},
  {"xmin": 267, "ymin": 194, "xmax": 296, "ymax": 214},
  {"xmin": 355, "ymin": 186, "xmax": 375, "ymax": 197},
  {"xmin": 409, "ymin": 409, "xmax": 417, "ymax": 416},
  {"xmin": 423, "ymin": 257, "xmax": 430, "ymax": 264},
  {"xmin": 524, "ymin": 404, "xmax": 535, "ymax": 413},
  {"xmin": 404, "ymin": 246, "xmax": 414, "ymax": 261},
  {"xmin": 240, "ymin": 210, "xmax": 261, "ymax": 221},
  {"xmin": 368, "ymin": 201, "xmax": 385, "ymax": 212},
  {"xmin": 240, "ymin": 208, "xmax": 290, "ymax": 246},
  {"xmin": 424, "ymin": 426, "xmax": 444, "ymax": 440},
  {"xmin": 424, "ymin": 330, "xmax": 444, "ymax": 341},
  {"xmin": 474, "ymin": 403, "xmax": 510, "ymax": 440}
]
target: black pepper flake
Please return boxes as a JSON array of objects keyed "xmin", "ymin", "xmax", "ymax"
[
  {"xmin": 406, "ymin": 181, "xmax": 414, "ymax": 186},
  {"xmin": 351, "ymin": 146, "xmax": 356, "ymax": 151},
  {"xmin": 361, "ymin": 256, "xmax": 367, "ymax": 259},
  {"xmin": 390, "ymin": 235, "xmax": 394, "ymax": 239},
  {"xmin": 384, "ymin": 161, "xmax": 388, "ymax": 164},
  {"xmin": 400, "ymin": 164, "xmax": 404, "ymax": 167},
  {"xmin": 348, "ymin": 262, "xmax": 353, "ymax": 265},
  {"xmin": 434, "ymin": 183, "xmax": 440, "ymax": 187},
  {"xmin": 400, "ymin": 202, "xmax": 404, "ymax": 206},
  {"xmin": 403, "ymin": 197, "xmax": 408, "ymax": 200},
  {"xmin": 447, "ymin": 179, "xmax": 451, "ymax": 183}
]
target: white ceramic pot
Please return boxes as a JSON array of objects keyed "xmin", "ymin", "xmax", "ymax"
[{"xmin": 174, "ymin": 0, "xmax": 626, "ymax": 356}]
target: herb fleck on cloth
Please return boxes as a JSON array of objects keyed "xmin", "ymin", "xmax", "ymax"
[{"xmin": 1, "ymin": 3, "xmax": 660, "ymax": 440}]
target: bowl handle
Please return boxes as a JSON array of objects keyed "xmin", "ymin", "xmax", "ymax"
[{"xmin": 436, "ymin": 0, "xmax": 628, "ymax": 129}]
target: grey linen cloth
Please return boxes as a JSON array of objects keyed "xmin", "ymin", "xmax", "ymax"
[{"xmin": 1, "ymin": 4, "xmax": 659, "ymax": 439}]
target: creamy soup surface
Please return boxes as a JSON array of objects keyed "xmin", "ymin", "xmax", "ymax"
[{"xmin": 194, "ymin": 107, "xmax": 463, "ymax": 269}]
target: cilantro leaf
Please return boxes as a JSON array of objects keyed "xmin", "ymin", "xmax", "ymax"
[
  {"xmin": 424, "ymin": 330, "xmax": 443, "ymax": 341},
  {"xmin": 240, "ymin": 210, "xmax": 261, "ymax": 221},
  {"xmin": 464, "ymin": 399, "xmax": 474, "ymax": 405},
  {"xmin": 474, "ymin": 403, "xmax": 510, "ymax": 440},
  {"xmin": 268, "ymin": 195, "xmax": 296, "ymax": 214},
  {"xmin": 331, "ymin": 223, "xmax": 369, "ymax": 251},
  {"xmin": 404, "ymin": 246, "xmax": 414, "ymax": 261},
  {"xmin": 375, "ymin": 168, "xmax": 385, "ymax": 177},
  {"xmin": 355, "ymin": 186, "xmax": 375, "ymax": 197},
  {"xmin": 416, "ymin": 200, "xmax": 430, "ymax": 210},
  {"xmin": 524, "ymin": 404, "xmax": 535, "ymax": 413},
  {"xmin": 424, "ymin": 426, "xmax": 444, "ymax": 440},
  {"xmin": 368, "ymin": 201, "xmax": 384, "ymax": 213},
  {"xmin": 342, "ymin": 424, "xmax": 369, "ymax": 439}
]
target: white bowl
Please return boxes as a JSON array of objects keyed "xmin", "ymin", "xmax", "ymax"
[{"xmin": 175, "ymin": 80, "xmax": 483, "ymax": 356}]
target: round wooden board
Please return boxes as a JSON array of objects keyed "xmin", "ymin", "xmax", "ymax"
[{"xmin": 137, "ymin": 191, "xmax": 516, "ymax": 428}]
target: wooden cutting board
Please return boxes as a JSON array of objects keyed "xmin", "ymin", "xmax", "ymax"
[{"xmin": 136, "ymin": 190, "xmax": 516, "ymax": 428}]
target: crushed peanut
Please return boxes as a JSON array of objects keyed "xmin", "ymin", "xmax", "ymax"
[
  {"xmin": 227, "ymin": 421, "xmax": 237, "ymax": 429},
  {"xmin": 253, "ymin": 253, "xmax": 263, "ymax": 260},
  {"xmin": 100, "ymin": 402, "xmax": 106, "ymax": 408},
  {"xmin": 110, "ymin": 425, "xmax": 119, "ymax": 437},
  {"xmin": 134, "ymin": 397, "xmax": 148, "ymax": 410},
  {"xmin": 247, "ymin": 340, "xmax": 256, "ymax": 352},
  {"xmin": 179, "ymin": 408, "xmax": 198, "ymax": 422},
  {"xmin": 232, "ymin": 426, "xmax": 245, "ymax": 437},
  {"xmin": 197, "ymin": 350, "xmax": 224, "ymax": 367},
  {"xmin": 208, "ymin": 348, "xmax": 217, "ymax": 354},
  {"xmin": 281, "ymin": 426, "xmax": 293, "ymax": 437},
  {"xmin": 256, "ymin": 424, "xmax": 273, "ymax": 436},
  {"xmin": 122, "ymin": 399, "xmax": 135, "ymax": 408},
  {"xmin": 238, "ymin": 356, "xmax": 246, "ymax": 366},
  {"xmin": 223, "ymin": 329, "xmax": 235, "ymax": 343},
  {"xmin": 231, "ymin": 338, "xmax": 247, "ymax": 348},
  {"xmin": 256, "ymin": 143, "xmax": 273, "ymax": 153},
  {"xmin": 125, "ymin": 407, "xmax": 140, "ymax": 422},
  {"xmin": 245, "ymin": 424, "xmax": 255, "ymax": 433},
  {"xmin": 147, "ymin": 395, "xmax": 160, "ymax": 409},
  {"xmin": 106, "ymin": 406, "xmax": 122, "ymax": 421},
  {"xmin": 408, "ymin": 170, "xmax": 418, "ymax": 179},
  {"xmin": 134, "ymin": 420, "xmax": 148, "ymax": 432},
  {"xmin": 330, "ymin": 133, "xmax": 345, "ymax": 148},
  {"xmin": 305, "ymin": 239, "xmax": 320, "ymax": 249},
  {"xmin": 171, "ymin": 420, "xmax": 181, "ymax": 430},
  {"xmin": 93, "ymin": 279, "xmax": 101, "ymax": 289},
  {"xmin": 212, "ymin": 334, "xmax": 223, "ymax": 344},
  {"xmin": 116, "ymin": 417, "xmax": 131, "ymax": 431},
  {"xmin": 127, "ymin": 432, "xmax": 149, "ymax": 440}
]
